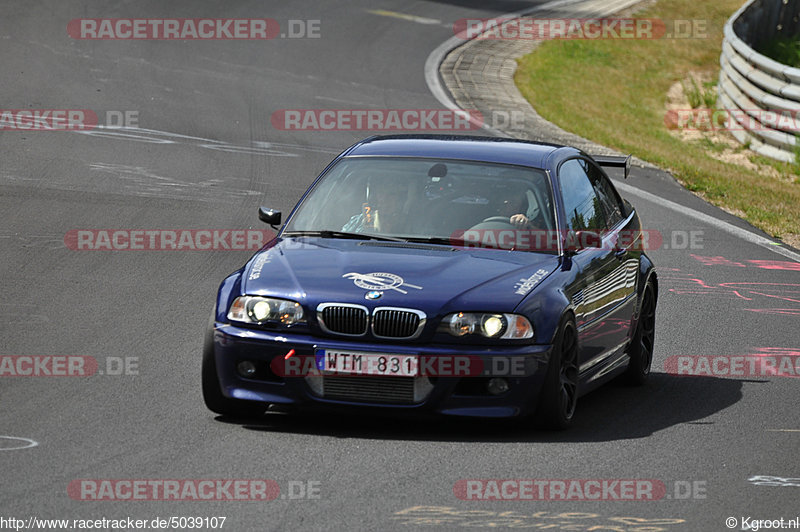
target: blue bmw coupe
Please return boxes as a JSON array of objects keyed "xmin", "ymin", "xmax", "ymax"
[{"xmin": 202, "ymin": 135, "xmax": 657, "ymax": 429}]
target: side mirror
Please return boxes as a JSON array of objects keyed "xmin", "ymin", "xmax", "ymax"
[
  {"xmin": 258, "ymin": 207, "xmax": 281, "ymax": 227},
  {"xmin": 565, "ymin": 230, "xmax": 603, "ymax": 253}
]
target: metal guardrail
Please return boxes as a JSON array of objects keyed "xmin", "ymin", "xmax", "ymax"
[{"xmin": 718, "ymin": 0, "xmax": 800, "ymax": 162}]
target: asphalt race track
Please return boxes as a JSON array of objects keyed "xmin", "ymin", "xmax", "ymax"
[{"xmin": 1, "ymin": 1, "xmax": 798, "ymax": 531}]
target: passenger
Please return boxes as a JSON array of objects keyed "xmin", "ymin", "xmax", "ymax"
[{"xmin": 342, "ymin": 182, "xmax": 404, "ymax": 234}]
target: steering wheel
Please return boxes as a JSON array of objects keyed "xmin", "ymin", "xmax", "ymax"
[
  {"xmin": 479, "ymin": 213, "xmax": 547, "ymax": 229},
  {"xmin": 481, "ymin": 216, "xmax": 512, "ymax": 223}
]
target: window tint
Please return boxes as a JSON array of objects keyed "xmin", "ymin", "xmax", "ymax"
[{"xmin": 559, "ymin": 159, "xmax": 607, "ymax": 232}]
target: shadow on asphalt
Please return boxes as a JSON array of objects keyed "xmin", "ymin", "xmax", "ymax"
[{"xmin": 214, "ymin": 373, "xmax": 745, "ymax": 442}]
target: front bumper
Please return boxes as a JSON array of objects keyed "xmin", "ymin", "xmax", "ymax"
[{"xmin": 211, "ymin": 323, "xmax": 552, "ymax": 419}]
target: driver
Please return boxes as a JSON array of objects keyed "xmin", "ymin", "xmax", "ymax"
[
  {"xmin": 500, "ymin": 195, "xmax": 532, "ymax": 228},
  {"xmin": 496, "ymin": 191, "xmax": 539, "ymax": 229}
]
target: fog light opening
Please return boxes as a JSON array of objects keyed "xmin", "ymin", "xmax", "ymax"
[
  {"xmin": 237, "ymin": 360, "xmax": 257, "ymax": 378},
  {"xmin": 487, "ymin": 377, "xmax": 509, "ymax": 395}
]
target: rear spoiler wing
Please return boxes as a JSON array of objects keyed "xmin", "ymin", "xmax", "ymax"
[{"xmin": 593, "ymin": 155, "xmax": 631, "ymax": 179}]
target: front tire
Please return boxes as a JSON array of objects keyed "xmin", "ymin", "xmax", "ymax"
[
  {"xmin": 624, "ymin": 280, "xmax": 656, "ymax": 385},
  {"xmin": 535, "ymin": 316, "xmax": 579, "ymax": 430}
]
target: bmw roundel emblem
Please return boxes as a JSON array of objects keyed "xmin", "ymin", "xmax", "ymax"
[{"xmin": 365, "ymin": 291, "xmax": 383, "ymax": 300}]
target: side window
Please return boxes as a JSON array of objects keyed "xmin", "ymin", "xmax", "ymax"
[
  {"xmin": 586, "ymin": 162, "xmax": 625, "ymax": 228},
  {"xmin": 558, "ymin": 159, "xmax": 607, "ymax": 232}
]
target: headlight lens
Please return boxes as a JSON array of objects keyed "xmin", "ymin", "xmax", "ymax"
[
  {"xmin": 440, "ymin": 312, "xmax": 533, "ymax": 340},
  {"xmin": 228, "ymin": 296, "xmax": 305, "ymax": 326},
  {"xmin": 482, "ymin": 315, "xmax": 506, "ymax": 337}
]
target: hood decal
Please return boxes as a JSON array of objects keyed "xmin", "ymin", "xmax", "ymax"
[
  {"xmin": 343, "ymin": 272, "xmax": 422, "ymax": 295},
  {"xmin": 248, "ymin": 253, "xmax": 273, "ymax": 281},
  {"xmin": 514, "ymin": 268, "xmax": 550, "ymax": 296}
]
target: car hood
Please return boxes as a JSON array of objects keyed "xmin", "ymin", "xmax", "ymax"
[{"xmin": 241, "ymin": 237, "xmax": 559, "ymax": 314}]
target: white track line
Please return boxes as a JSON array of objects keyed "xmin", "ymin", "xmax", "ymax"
[{"xmin": 615, "ymin": 181, "xmax": 800, "ymax": 262}]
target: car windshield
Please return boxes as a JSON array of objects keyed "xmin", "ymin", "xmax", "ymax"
[{"xmin": 283, "ymin": 157, "xmax": 557, "ymax": 252}]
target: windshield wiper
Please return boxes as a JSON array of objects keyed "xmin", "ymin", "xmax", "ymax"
[
  {"xmin": 404, "ymin": 236, "xmax": 465, "ymax": 246},
  {"xmin": 282, "ymin": 230, "xmax": 406, "ymax": 242}
]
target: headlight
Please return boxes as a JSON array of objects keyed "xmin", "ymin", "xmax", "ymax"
[
  {"xmin": 440, "ymin": 312, "xmax": 533, "ymax": 340},
  {"xmin": 228, "ymin": 296, "xmax": 305, "ymax": 326}
]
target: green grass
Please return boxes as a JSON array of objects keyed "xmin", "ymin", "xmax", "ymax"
[
  {"xmin": 698, "ymin": 137, "xmax": 728, "ymax": 153},
  {"xmin": 758, "ymin": 35, "xmax": 800, "ymax": 68},
  {"xmin": 682, "ymin": 77, "xmax": 717, "ymax": 108},
  {"xmin": 514, "ymin": 0, "xmax": 800, "ymax": 246}
]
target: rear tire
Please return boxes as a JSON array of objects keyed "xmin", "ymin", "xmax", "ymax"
[
  {"xmin": 202, "ymin": 326, "xmax": 267, "ymax": 418},
  {"xmin": 624, "ymin": 280, "xmax": 656, "ymax": 385},
  {"xmin": 535, "ymin": 316, "xmax": 579, "ymax": 430}
]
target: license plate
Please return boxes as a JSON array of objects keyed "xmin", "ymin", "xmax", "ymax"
[{"xmin": 315, "ymin": 349, "xmax": 418, "ymax": 377}]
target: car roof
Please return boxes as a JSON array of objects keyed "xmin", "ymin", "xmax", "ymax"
[{"xmin": 344, "ymin": 134, "xmax": 581, "ymax": 170}]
